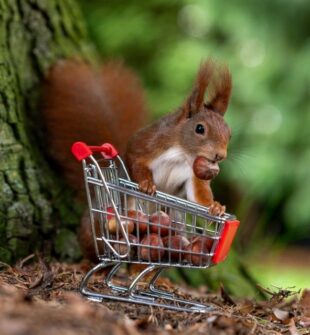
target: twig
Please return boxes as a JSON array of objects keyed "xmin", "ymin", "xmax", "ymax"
[{"xmin": 18, "ymin": 254, "xmax": 35, "ymax": 269}]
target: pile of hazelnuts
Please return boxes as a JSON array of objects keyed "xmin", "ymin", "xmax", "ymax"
[{"xmin": 106, "ymin": 209, "xmax": 214, "ymax": 266}]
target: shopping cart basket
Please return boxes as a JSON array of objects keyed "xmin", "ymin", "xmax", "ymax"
[{"xmin": 72, "ymin": 141, "xmax": 239, "ymax": 312}]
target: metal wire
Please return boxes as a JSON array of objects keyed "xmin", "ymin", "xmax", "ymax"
[{"xmin": 79, "ymin": 152, "xmax": 233, "ymax": 312}]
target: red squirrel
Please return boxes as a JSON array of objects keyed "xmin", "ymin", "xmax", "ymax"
[
  {"xmin": 41, "ymin": 58, "xmax": 232, "ymax": 260},
  {"xmin": 126, "ymin": 59, "xmax": 232, "ymax": 215}
]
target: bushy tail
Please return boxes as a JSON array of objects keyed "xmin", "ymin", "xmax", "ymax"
[{"xmin": 41, "ymin": 59, "xmax": 148, "ymax": 192}]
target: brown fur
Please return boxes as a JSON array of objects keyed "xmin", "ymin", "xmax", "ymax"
[
  {"xmin": 126, "ymin": 59, "xmax": 232, "ymax": 214},
  {"xmin": 41, "ymin": 59, "xmax": 148, "ymax": 192},
  {"xmin": 206, "ymin": 65, "xmax": 232, "ymax": 115},
  {"xmin": 186, "ymin": 59, "xmax": 215, "ymax": 116},
  {"xmin": 42, "ymin": 59, "xmax": 232, "ymax": 261},
  {"xmin": 193, "ymin": 177, "xmax": 213, "ymax": 205},
  {"xmin": 41, "ymin": 60, "xmax": 149, "ymax": 262}
]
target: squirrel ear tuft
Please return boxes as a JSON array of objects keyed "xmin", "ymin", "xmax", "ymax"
[
  {"xmin": 205, "ymin": 65, "xmax": 232, "ymax": 116},
  {"xmin": 182, "ymin": 59, "xmax": 215, "ymax": 118}
]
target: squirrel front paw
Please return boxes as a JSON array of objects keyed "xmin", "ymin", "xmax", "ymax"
[
  {"xmin": 209, "ymin": 201, "xmax": 226, "ymax": 216},
  {"xmin": 139, "ymin": 179, "xmax": 157, "ymax": 196}
]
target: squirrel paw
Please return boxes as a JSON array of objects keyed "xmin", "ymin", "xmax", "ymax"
[
  {"xmin": 209, "ymin": 201, "xmax": 226, "ymax": 216},
  {"xmin": 139, "ymin": 179, "xmax": 157, "ymax": 196}
]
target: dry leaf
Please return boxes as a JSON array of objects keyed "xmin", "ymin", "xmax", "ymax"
[
  {"xmin": 272, "ymin": 308, "xmax": 291, "ymax": 323},
  {"xmin": 164, "ymin": 324, "xmax": 173, "ymax": 330},
  {"xmin": 215, "ymin": 315, "xmax": 236, "ymax": 328},
  {"xmin": 206, "ymin": 315, "xmax": 217, "ymax": 324},
  {"xmin": 298, "ymin": 289, "xmax": 310, "ymax": 317},
  {"xmin": 299, "ymin": 316, "xmax": 310, "ymax": 328},
  {"xmin": 236, "ymin": 299, "xmax": 255, "ymax": 315},
  {"xmin": 0, "ymin": 260, "xmax": 307, "ymax": 335},
  {"xmin": 288, "ymin": 318, "xmax": 300, "ymax": 335}
]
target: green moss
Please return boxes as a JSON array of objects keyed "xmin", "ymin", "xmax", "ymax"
[
  {"xmin": 7, "ymin": 238, "xmax": 33, "ymax": 261},
  {"xmin": 0, "ymin": 174, "xmax": 14, "ymax": 212},
  {"xmin": 6, "ymin": 201, "xmax": 35, "ymax": 238},
  {"xmin": 0, "ymin": 0, "xmax": 96, "ymax": 262},
  {"xmin": 0, "ymin": 247, "xmax": 12, "ymax": 263},
  {"xmin": 55, "ymin": 228, "xmax": 82, "ymax": 260}
]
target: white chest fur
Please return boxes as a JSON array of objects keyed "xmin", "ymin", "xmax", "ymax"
[{"xmin": 149, "ymin": 146, "xmax": 193, "ymax": 196}]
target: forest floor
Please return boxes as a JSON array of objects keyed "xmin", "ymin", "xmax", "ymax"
[{"xmin": 0, "ymin": 255, "xmax": 309, "ymax": 335}]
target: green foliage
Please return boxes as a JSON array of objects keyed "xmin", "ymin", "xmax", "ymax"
[
  {"xmin": 77, "ymin": 0, "xmax": 310, "ymax": 246},
  {"xmin": 168, "ymin": 249, "xmax": 263, "ymax": 298}
]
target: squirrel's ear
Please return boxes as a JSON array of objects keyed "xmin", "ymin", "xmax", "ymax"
[
  {"xmin": 181, "ymin": 59, "xmax": 214, "ymax": 119},
  {"xmin": 205, "ymin": 65, "xmax": 232, "ymax": 116}
]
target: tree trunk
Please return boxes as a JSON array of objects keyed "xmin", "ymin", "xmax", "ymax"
[{"xmin": 0, "ymin": 0, "xmax": 95, "ymax": 262}]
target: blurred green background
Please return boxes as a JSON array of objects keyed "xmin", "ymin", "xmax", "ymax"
[{"xmin": 77, "ymin": 0, "xmax": 310, "ymax": 292}]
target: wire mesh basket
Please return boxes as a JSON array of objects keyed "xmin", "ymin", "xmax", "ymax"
[{"xmin": 72, "ymin": 142, "xmax": 239, "ymax": 312}]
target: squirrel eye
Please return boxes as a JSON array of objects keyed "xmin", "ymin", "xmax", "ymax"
[{"xmin": 195, "ymin": 124, "xmax": 205, "ymax": 135}]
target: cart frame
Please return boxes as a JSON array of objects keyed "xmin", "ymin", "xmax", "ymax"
[{"xmin": 72, "ymin": 142, "xmax": 239, "ymax": 312}]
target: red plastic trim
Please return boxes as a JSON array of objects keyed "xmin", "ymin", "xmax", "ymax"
[
  {"xmin": 71, "ymin": 142, "xmax": 92, "ymax": 161},
  {"xmin": 89, "ymin": 143, "xmax": 118, "ymax": 160},
  {"xmin": 212, "ymin": 220, "xmax": 240, "ymax": 264},
  {"xmin": 71, "ymin": 142, "xmax": 119, "ymax": 161},
  {"xmin": 106, "ymin": 207, "xmax": 115, "ymax": 220}
]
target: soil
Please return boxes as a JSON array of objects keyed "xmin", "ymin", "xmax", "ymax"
[{"xmin": 0, "ymin": 255, "xmax": 309, "ymax": 335}]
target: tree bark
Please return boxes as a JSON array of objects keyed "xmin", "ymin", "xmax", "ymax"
[{"xmin": 0, "ymin": 0, "xmax": 95, "ymax": 262}]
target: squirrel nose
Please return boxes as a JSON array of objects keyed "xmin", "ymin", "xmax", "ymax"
[{"xmin": 214, "ymin": 151, "xmax": 226, "ymax": 162}]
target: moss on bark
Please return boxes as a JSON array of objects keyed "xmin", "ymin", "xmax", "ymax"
[{"xmin": 0, "ymin": 0, "xmax": 96, "ymax": 262}]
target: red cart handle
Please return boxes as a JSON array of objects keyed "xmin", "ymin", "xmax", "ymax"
[
  {"xmin": 212, "ymin": 220, "xmax": 240, "ymax": 264},
  {"xmin": 71, "ymin": 142, "xmax": 118, "ymax": 161}
]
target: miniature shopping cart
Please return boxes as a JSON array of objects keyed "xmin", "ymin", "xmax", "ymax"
[{"xmin": 71, "ymin": 142, "xmax": 239, "ymax": 312}]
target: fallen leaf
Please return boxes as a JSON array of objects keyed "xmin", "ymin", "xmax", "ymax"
[
  {"xmin": 236, "ymin": 299, "xmax": 255, "ymax": 315},
  {"xmin": 272, "ymin": 308, "xmax": 291, "ymax": 324},
  {"xmin": 298, "ymin": 289, "xmax": 310, "ymax": 317},
  {"xmin": 164, "ymin": 324, "xmax": 173, "ymax": 330},
  {"xmin": 288, "ymin": 318, "xmax": 300, "ymax": 335},
  {"xmin": 299, "ymin": 316, "xmax": 310, "ymax": 328},
  {"xmin": 215, "ymin": 315, "xmax": 236, "ymax": 328},
  {"xmin": 206, "ymin": 315, "xmax": 217, "ymax": 324}
]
